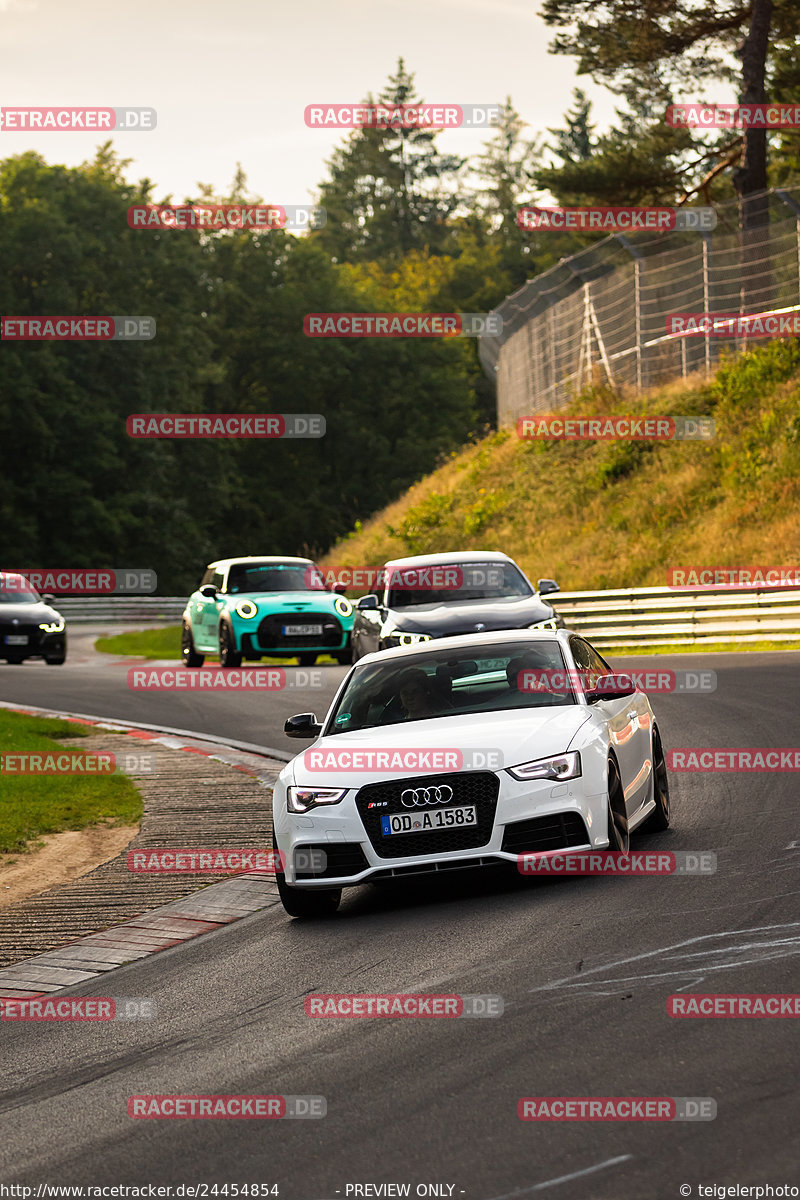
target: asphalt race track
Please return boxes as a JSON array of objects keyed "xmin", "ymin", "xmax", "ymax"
[{"xmin": 1, "ymin": 635, "xmax": 799, "ymax": 1197}]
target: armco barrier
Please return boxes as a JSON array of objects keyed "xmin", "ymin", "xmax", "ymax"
[
  {"xmin": 550, "ymin": 586, "xmax": 800, "ymax": 649},
  {"xmin": 55, "ymin": 589, "xmax": 800, "ymax": 647},
  {"xmin": 54, "ymin": 597, "xmax": 187, "ymax": 624}
]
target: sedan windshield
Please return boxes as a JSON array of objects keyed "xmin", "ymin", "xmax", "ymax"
[
  {"xmin": 387, "ymin": 561, "xmax": 533, "ymax": 608},
  {"xmin": 326, "ymin": 640, "xmax": 576, "ymax": 734},
  {"xmin": 0, "ymin": 576, "xmax": 40, "ymax": 604},
  {"xmin": 226, "ymin": 563, "xmax": 327, "ymax": 594}
]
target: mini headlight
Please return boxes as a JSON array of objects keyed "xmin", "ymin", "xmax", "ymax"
[
  {"xmin": 235, "ymin": 599, "xmax": 258, "ymax": 619},
  {"xmin": 39, "ymin": 618, "xmax": 65, "ymax": 633},
  {"xmin": 334, "ymin": 596, "xmax": 353, "ymax": 617},
  {"xmin": 287, "ymin": 786, "xmax": 348, "ymax": 813},
  {"xmin": 507, "ymin": 752, "xmax": 581, "ymax": 781}
]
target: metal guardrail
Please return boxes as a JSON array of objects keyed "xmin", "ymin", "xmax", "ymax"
[
  {"xmin": 55, "ymin": 597, "xmax": 187, "ymax": 624},
  {"xmin": 56, "ymin": 589, "xmax": 800, "ymax": 647},
  {"xmin": 550, "ymin": 586, "xmax": 800, "ymax": 649}
]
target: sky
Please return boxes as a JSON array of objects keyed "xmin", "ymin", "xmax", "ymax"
[{"xmin": 0, "ymin": 0, "xmax": 626, "ymax": 204}]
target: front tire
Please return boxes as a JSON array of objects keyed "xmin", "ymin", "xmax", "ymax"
[
  {"xmin": 44, "ymin": 652, "xmax": 66, "ymax": 665},
  {"xmin": 642, "ymin": 727, "xmax": 670, "ymax": 831},
  {"xmin": 218, "ymin": 623, "xmax": 242, "ymax": 669},
  {"xmin": 181, "ymin": 622, "xmax": 204, "ymax": 667},
  {"xmin": 606, "ymin": 757, "xmax": 630, "ymax": 852},
  {"xmin": 334, "ymin": 649, "xmax": 351, "ymax": 665},
  {"xmin": 273, "ymin": 834, "xmax": 341, "ymax": 918}
]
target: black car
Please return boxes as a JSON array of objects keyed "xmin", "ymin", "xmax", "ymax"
[
  {"xmin": 351, "ymin": 551, "xmax": 561, "ymax": 662},
  {"xmin": 0, "ymin": 573, "xmax": 67, "ymax": 664}
]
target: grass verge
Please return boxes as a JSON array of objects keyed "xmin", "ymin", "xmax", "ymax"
[
  {"xmin": 602, "ymin": 640, "xmax": 800, "ymax": 656},
  {"xmin": 0, "ymin": 711, "xmax": 143, "ymax": 855},
  {"xmin": 323, "ymin": 341, "xmax": 800, "ymax": 592},
  {"xmin": 95, "ymin": 626, "xmax": 339, "ymax": 665}
]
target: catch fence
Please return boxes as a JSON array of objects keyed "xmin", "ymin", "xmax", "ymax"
[{"xmin": 478, "ymin": 187, "xmax": 800, "ymax": 424}]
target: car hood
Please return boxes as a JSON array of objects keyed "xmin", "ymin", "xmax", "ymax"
[
  {"xmin": 290, "ymin": 706, "xmax": 591, "ymax": 784},
  {"xmin": 386, "ymin": 595, "xmax": 555, "ymax": 634},
  {"xmin": 0, "ymin": 602, "xmax": 62, "ymax": 621},
  {"xmin": 224, "ymin": 591, "xmax": 341, "ymax": 610}
]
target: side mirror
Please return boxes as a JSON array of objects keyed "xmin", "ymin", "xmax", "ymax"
[
  {"xmin": 332, "ymin": 582, "xmax": 348, "ymax": 595},
  {"xmin": 584, "ymin": 673, "xmax": 636, "ymax": 702},
  {"xmin": 357, "ymin": 594, "xmax": 379, "ymax": 611},
  {"xmin": 199, "ymin": 584, "xmax": 219, "ymax": 599},
  {"xmin": 284, "ymin": 712, "xmax": 323, "ymax": 739},
  {"xmin": 42, "ymin": 593, "xmax": 55, "ymax": 603},
  {"xmin": 537, "ymin": 579, "xmax": 560, "ymax": 596}
]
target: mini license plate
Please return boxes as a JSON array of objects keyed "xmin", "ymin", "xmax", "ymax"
[
  {"xmin": 4, "ymin": 635, "xmax": 28, "ymax": 645},
  {"xmin": 381, "ymin": 805, "xmax": 478, "ymax": 836},
  {"xmin": 283, "ymin": 624, "xmax": 323, "ymax": 636}
]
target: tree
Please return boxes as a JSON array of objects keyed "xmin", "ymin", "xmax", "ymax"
[
  {"xmin": 548, "ymin": 88, "xmax": 595, "ymax": 165},
  {"xmin": 540, "ymin": 0, "xmax": 800, "ymax": 204},
  {"xmin": 312, "ymin": 59, "xmax": 466, "ymax": 264},
  {"xmin": 470, "ymin": 98, "xmax": 544, "ymax": 289}
]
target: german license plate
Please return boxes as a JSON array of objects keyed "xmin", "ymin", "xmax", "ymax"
[
  {"xmin": 283, "ymin": 624, "xmax": 323, "ymax": 636},
  {"xmin": 381, "ymin": 805, "xmax": 477, "ymax": 836},
  {"xmin": 4, "ymin": 635, "xmax": 28, "ymax": 645}
]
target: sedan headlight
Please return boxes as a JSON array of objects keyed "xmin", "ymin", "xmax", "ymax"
[
  {"xmin": 235, "ymin": 599, "xmax": 258, "ymax": 619},
  {"xmin": 507, "ymin": 752, "xmax": 581, "ymax": 781},
  {"xmin": 384, "ymin": 631, "xmax": 432, "ymax": 647},
  {"xmin": 287, "ymin": 786, "xmax": 348, "ymax": 813},
  {"xmin": 39, "ymin": 618, "xmax": 65, "ymax": 633},
  {"xmin": 334, "ymin": 596, "xmax": 353, "ymax": 617},
  {"xmin": 527, "ymin": 618, "xmax": 559, "ymax": 630}
]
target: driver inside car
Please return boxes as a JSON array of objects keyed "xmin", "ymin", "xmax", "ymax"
[
  {"xmin": 397, "ymin": 668, "xmax": 451, "ymax": 720},
  {"xmin": 506, "ymin": 649, "xmax": 572, "ymax": 701}
]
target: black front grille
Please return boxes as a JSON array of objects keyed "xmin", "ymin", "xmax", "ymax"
[
  {"xmin": 256, "ymin": 612, "xmax": 342, "ymax": 649},
  {"xmin": 0, "ymin": 622, "xmax": 40, "ymax": 652},
  {"xmin": 371, "ymin": 855, "xmax": 501, "ymax": 879},
  {"xmin": 501, "ymin": 811, "xmax": 589, "ymax": 854},
  {"xmin": 294, "ymin": 842, "xmax": 369, "ymax": 879},
  {"xmin": 356, "ymin": 772, "xmax": 500, "ymax": 858}
]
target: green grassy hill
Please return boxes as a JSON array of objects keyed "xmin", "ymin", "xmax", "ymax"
[{"xmin": 323, "ymin": 341, "xmax": 800, "ymax": 591}]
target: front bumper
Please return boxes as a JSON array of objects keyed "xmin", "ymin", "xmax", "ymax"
[
  {"xmin": 238, "ymin": 612, "xmax": 351, "ymax": 655},
  {"xmin": 0, "ymin": 622, "xmax": 66, "ymax": 660},
  {"xmin": 273, "ymin": 770, "xmax": 608, "ymax": 888}
]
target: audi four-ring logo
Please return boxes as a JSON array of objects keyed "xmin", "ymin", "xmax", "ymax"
[{"xmin": 400, "ymin": 785, "xmax": 454, "ymax": 807}]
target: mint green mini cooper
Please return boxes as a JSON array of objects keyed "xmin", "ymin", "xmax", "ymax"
[{"xmin": 181, "ymin": 557, "xmax": 354, "ymax": 668}]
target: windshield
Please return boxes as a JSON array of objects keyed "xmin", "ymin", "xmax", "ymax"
[
  {"xmin": 386, "ymin": 561, "xmax": 533, "ymax": 608},
  {"xmin": 326, "ymin": 640, "xmax": 575, "ymax": 734},
  {"xmin": 226, "ymin": 563, "xmax": 327, "ymax": 594},
  {"xmin": 0, "ymin": 575, "xmax": 40, "ymax": 605}
]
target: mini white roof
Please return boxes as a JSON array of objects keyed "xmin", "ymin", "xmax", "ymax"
[{"xmin": 208, "ymin": 556, "xmax": 315, "ymax": 570}]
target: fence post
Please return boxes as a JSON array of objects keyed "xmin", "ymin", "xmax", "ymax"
[
  {"xmin": 702, "ymin": 232, "xmax": 712, "ymax": 377},
  {"xmin": 615, "ymin": 233, "xmax": 644, "ymax": 390},
  {"xmin": 775, "ymin": 189, "xmax": 800, "ymax": 305}
]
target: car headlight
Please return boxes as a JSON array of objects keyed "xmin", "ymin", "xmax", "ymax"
[
  {"xmin": 287, "ymin": 786, "xmax": 348, "ymax": 813},
  {"xmin": 527, "ymin": 618, "xmax": 559, "ymax": 630},
  {"xmin": 384, "ymin": 631, "xmax": 432, "ymax": 647},
  {"xmin": 235, "ymin": 599, "xmax": 258, "ymax": 619},
  {"xmin": 39, "ymin": 618, "xmax": 65, "ymax": 633},
  {"xmin": 507, "ymin": 752, "xmax": 581, "ymax": 781},
  {"xmin": 334, "ymin": 596, "xmax": 353, "ymax": 617}
]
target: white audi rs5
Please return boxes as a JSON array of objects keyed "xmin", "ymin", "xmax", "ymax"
[{"xmin": 272, "ymin": 629, "xmax": 670, "ymax": 917}]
